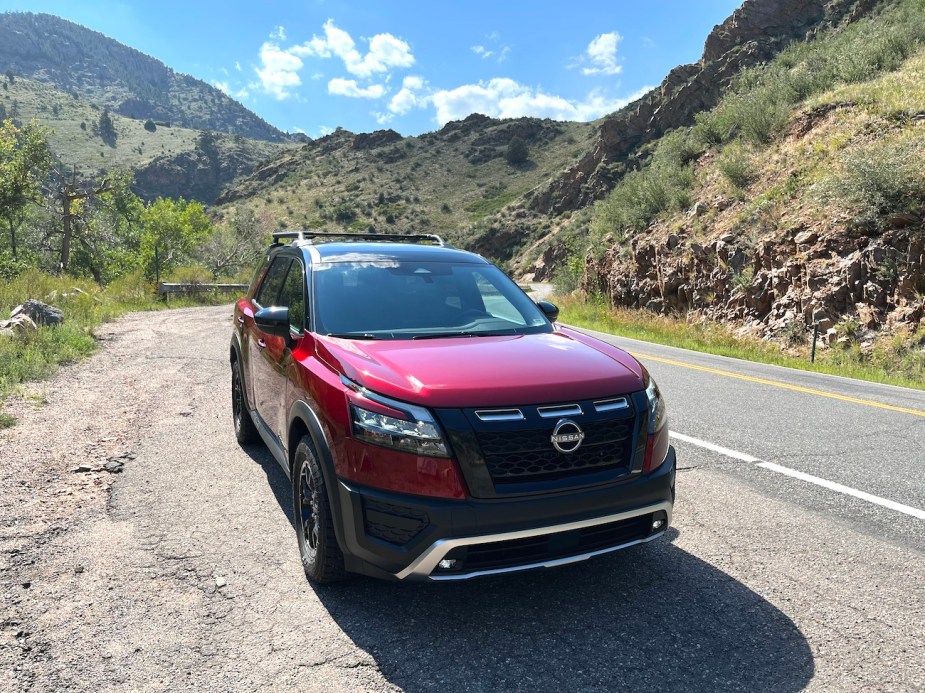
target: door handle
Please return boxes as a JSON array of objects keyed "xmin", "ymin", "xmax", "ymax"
[{"xmin": 257, "ymin": 338, "xmax": 267, "ymax": 349}]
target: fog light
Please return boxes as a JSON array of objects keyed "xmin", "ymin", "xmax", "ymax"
[
  {"xmin": 437, "ymin": 559, "xmax": 458, "ymax": 570},
  {"xmin": 652, "ymin": 519, "xmax": 665, "ymax": 531}
]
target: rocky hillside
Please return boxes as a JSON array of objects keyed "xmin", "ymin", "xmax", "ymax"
[
  {"xmin": 215, "ymin": 115, "xmax": 597, "ymax": 263},
  {"xmin": 580, "ymin": 0, "xmax": 925, "ymax": 347},
  {"xmin": 0, "ymin": 75, "xmax": 287, "ymax": 203},
  {"xmin": 0, "ymin": 12, "xmax": 289, "ymax": 143},
  {"xmin": 529, "ymin": 0, "xmax": 881, "ymax": 217}
]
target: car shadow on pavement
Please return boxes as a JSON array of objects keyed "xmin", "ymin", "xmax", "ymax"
[{"xmin": 246, "ymin": 446, "xmax": 814, "ymax": 691}]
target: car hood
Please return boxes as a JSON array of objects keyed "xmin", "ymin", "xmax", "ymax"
[{"xmin": 316, "ymin": 327, "xmax": 644, "ymax": 408}]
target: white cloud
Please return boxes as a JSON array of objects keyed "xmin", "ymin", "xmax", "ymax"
[
  {"xmin": 292, "ymin": 19, "xmax": 414, "ymax": 78},
  {"xmin": 235, "ymin": 61, "xmax": 242, "ymax": 72},
  {"xmin": 472, "ymin": 35, "xmax": 510, "ymax": 63},
  {"xmin": 328, "ymin": 77, "xmax": 386, "ymax": 99},
  {"xmin": 582, "ymin": 32, "xmax": 622, "ymax": 76},
  {"xmin": 213, "ymin": 80, "xmax": 231, "ymax": 94},
  {"xmin": 431, "ymin": 79, "xmax": 650, "ymax": 125},
  {"xmin": 254, "ymin": 40, "xmax": 304, "ymax": 99},
  {"xmin": 318, "ymin": 125, "xmax": 334, "ymax": 137},
  {"xmin": 388, "ymin": 75, "xmax": 428, "ymax": 115},
  {"xmin": 252, "ymin": 21, "xmax": 411, "ymax": 101}
]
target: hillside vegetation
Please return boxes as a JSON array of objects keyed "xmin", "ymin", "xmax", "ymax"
[
  {"xmin": 0, "ymin": 12, "xmax": 288, "ymax": 143},
  {"xmin": 217, "ymin": 115, "xmax": 598, "ymax": 268},
  {"xmin": 569, "ymin": 0, "xmax": 925, "ymax": 380},
  {"xmin": 0, "ymin": 75, "xmax": 287, "ymax": 202}
]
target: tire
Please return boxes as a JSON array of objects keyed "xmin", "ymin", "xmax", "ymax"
[
  {"xmin": 231, "ymin": 358, "xmax": 259, "ymax": 445},
  {"xmin": 292, "ymin": 436, "xmax": 346, "ymax": 584}
]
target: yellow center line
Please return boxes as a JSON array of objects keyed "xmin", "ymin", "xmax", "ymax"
[{"xmin": 631, "ymin": 352, "xmax": 925, "ymax": 419}]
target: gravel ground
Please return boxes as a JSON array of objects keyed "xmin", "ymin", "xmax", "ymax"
[{"xmin": 1, "ymin": 306, "xmax": 922, "ymax": 691}]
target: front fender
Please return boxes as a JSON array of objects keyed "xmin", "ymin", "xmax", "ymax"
[{"xmin": 288, "ymin": 400, "xmax": 349, "ymax": 552}]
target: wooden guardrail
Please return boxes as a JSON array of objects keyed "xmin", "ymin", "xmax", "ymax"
[{"xmin": 158, "ymin": 282, "xmax": 249, "ymax": 296}]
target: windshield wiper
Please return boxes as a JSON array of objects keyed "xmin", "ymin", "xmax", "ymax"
[
  {"xmin": 325, "ymin": 332, "xmax": 382, "ymax": 340},
  {"xmin": 412, "ymin": 331, "xmax": 478, "ymax": 340}
]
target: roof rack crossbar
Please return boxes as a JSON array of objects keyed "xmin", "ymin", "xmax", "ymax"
[{"xmin": 272, "ymin": 230, "xmax": 447, "ymax": 247}]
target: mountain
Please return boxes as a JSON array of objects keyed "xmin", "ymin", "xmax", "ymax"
[
  {"xmin": 216, "ymin": 117, "xmax": 598, "ymax": 266},
  {"xmin": 212, "ymin": 0, "xmax": 925, "ymax": 348},
  {"xmin": 0, "ymin": 74, "xmax": 288, "ymax": 203},
  {"xmin": 529, "ymin": 0, "xmax": 883, "ymax": 217},
  {"xmin": 576, "ymin": 0, "xmax": 925, "ymax": 346},
  {"xmin": 0, "ymin": 12, "xmax": 289, "ymax": 143}
]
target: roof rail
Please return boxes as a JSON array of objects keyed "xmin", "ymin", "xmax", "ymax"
[
  {"xmin": 272, "ymin": 230, "xmax": 447, "ymax": 247},
  {"xmin": 271, "ymin": 230, "xmax": 306, "ymax": 244}
]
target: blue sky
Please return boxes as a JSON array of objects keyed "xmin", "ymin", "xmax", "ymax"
[{"xmin": 0, "ymin": 1, "xmax": 743, "ymax": 137}]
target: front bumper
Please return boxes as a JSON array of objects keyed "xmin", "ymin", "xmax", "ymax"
[{"xmin": 334, "ymin": 446, "xmax": 676, "ymax": 581}]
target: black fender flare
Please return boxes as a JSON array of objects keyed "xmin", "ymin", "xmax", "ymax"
[
  {"xmin": 229, "ymin": 330, "xmax": 243, "ymax": 363},
  {"xmin": 287, "ymin": 400, "xmax": 349, "ymax": 551}
]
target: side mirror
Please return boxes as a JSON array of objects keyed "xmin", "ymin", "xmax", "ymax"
[
  {"xmin": 537, "ymin": 300, "xmax": 559, "ymax": 322},
  {"xmin": 254, "ymin": 306, "xmax": 291, "ymax": 339}
]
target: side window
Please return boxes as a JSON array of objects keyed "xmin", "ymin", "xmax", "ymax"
[
  {"xmin": 255, "ymin": 257, "xmax": 290, "ymax": 307},
  {"xmin": 280, "ymin": 261, "xmax": 306, "ymax": 333}
]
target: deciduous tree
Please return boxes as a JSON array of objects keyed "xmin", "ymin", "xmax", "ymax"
[
  {"xmin": 0, "ymin": 119, "xmax": 52, "ymax": 258},
  {"xmin": 140, "ymin": 197, "xmax": 212, "ymax": 279}
]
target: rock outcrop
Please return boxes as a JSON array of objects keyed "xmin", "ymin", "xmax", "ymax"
[{"xmin": 586, "ymin": 218, "xmax": 925, "ymax": 344}]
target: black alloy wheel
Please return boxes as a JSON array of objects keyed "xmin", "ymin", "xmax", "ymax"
[{"xmin": 292, "ymin": 436, "xmax": 346, "ymax": 583}]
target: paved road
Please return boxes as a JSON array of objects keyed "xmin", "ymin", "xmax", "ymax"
[
  {"xmin": 573, "ymin": 327, "xmax": 925, "ymax": 548},
  {"xmin": 1, "ymin": 306, "xmax": 923, "ymax": 691}
]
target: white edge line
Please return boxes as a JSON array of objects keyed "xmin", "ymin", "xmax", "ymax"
[
  {"xmin": 756, "ymin": 461, "xmax": 925, "ymax": 521},
  {"xmin": 670, "ymin": 431, "xmax": 925, "ymax": 521},
  {"xmin": 669, "ymin": 431, "xmax": 760, "ymax": 463}
]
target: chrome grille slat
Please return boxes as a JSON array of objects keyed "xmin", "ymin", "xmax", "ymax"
[
  {"xmin": 593, "ymin": 397, "xmax": 629, "ymax": 413},
  {"xmin": 474, "ymin": 408, "xmax": 525, "ymax": 422},
  {"xmin": 537, "ymin": 404, "xmax": 583, "ymax": 418}
]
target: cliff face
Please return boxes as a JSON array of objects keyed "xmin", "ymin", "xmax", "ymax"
[
  {"xmin": 529, "ymin": 0, "xmax": 880, "ymax": 216},
  {"xmin": 589, "ymin": 217, "xmax": 924, "ymax": 346}
]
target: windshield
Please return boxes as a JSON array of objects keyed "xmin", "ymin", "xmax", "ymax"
[{"xmin": 312, "ymin": 259, "xmax": 552, "ymax": 339}]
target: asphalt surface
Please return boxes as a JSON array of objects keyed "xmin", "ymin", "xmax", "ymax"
[
  {"xmin": 573, "ymin": 327, "xmax": 925, "ymax": 548},
  {"xmin": 1, "ymin": 305, "xmax": 923, "ymax": 691}
]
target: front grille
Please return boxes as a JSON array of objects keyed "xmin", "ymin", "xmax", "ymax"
[
  {"xmin": 363, "ymin": 500, "xmax": 429, "ymax": 546},
  {"xmin": 458, "ymin": 513, "xmax": 653, "ymax": 573},
  {"xmin": 476, "ymin": 419, "xmax": 633, "ymax": 485}
]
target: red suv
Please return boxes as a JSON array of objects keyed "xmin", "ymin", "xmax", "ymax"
[{"xmin": 231, "ymin": 231, "xmax": 675, "ymax": 583}]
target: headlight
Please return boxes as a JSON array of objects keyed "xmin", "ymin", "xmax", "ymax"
[
  {"xmin": 346, "ymin": 376, "xmax": 451, "ymax": 461},
  {"xmin": 645, "ymin": 375, "xmax": 667, "ymax": 434}
]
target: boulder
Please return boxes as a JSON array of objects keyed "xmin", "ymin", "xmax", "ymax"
[
  {"xmin": 14, "ymin": 300, "xmax": 64, "ymax": 326},
  {"xmin": 0, "ymin": 313, "xmax": 38, "ymax": 336}
]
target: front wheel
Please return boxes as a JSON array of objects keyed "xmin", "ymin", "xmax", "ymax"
[{"xmin": 293, "ymin": 437, "xmax": 346, "ymax": 584}]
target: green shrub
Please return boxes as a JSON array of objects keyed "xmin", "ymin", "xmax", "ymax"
[
  {"xmin": 717, "ymin": 142, "xmax": 755, "ymax": 190},
  {"xmin": 591, "ymin": 159, "xmax": 694, "ymax": 243},
  {"xmin": 815, "ymin": 135, "xmax": 925, "ymax": 229},
  {"xmin": 553, "ymin": 253, "xmax": 586, "ymax": 294},
  {"xmin": 165, "ymin": 263, "xmax": 213, "ymax": 285},
  {"xmin": 505, "ymin": 136, "xmax": 529, "ymax": 165}
]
